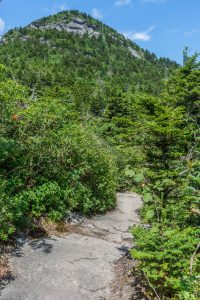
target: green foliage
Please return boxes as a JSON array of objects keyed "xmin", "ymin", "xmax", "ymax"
[
  {"xmin": 0, "ymin": 66, "xmax": 117, "ymax": 241},
  {"xmin": 0, "ymin": 10, "xmax": 178, "ymax": 116},
  {"xmin": 89, "ymin": 47, "xmax": 200, "ymax": 299},
  {"xmin": 130, "ymin": 52, "xmax": 200, "ymax": 299},
  {"xmin": 131, "ymin": 226, "xmax": 200, "ymax": 299}
]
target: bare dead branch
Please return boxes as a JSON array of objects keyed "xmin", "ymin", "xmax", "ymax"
[
  {"xmin": 190, "ymin": 241, "xmax": 200, "ymax": 275},
  {"xmin": 142, "ymin": 271, "xmax": 161, "ymax": 300}
]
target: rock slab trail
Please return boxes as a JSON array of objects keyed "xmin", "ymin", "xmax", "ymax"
[{"xmin": 0, "ymin": 193, "xmax": 142, "ymax": 300}]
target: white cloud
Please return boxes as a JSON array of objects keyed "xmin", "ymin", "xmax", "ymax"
[
  {"xmin": 123, "ymin": 25, "xmax": 156, "ymax": 41},
  {"xmin": 91, "ymin": 8, "xmax": 104, "ymax": 19},
  {"xmin": 0, "ymin": 17, "xmax": 5, "ymax": 32},
  {"xmin": 114, "ymin": 0, "xmax": 131, "ymax": 6},
  {"xmin": 166, "ymin": 28, "xmax": 182, "ymax": 34},
  {"xmin": 166, "ymin": 28, "xmax": 200, "ymax": 37},
  {"xmin": 59, "ymin": 3, "xmax": 68, "ymax": 11},
  {"xmin": 184, "ymin": 29, "xmax": 199, "ymax": 36},
  {"xmin": 44, "ymin": 2, "xmax": 69, "ymax": 14},
  {"xmin": 141, "ymin": 0, "xmax": 167, "ymax": 3}
]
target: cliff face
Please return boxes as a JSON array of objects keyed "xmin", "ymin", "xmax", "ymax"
[{"xmin": 30, "ymin": 17, "xmax": 101, "ymax": 38}]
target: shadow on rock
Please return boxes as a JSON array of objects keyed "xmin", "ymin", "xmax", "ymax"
[
  {"xmin": 28, "ymin": 238, "xmax": 55, "ymax": 254},
  {"xmin": 130, "ymin": 276, "xmax": 148, "ymax": 300},
  {"xmin": 0, "ymin": 236, "xmax": 55, "ymax": 296},
  {"xmin": 0, "ymin": 270, "xmax": 15, "ymax": 296},
  {"xmin": 116, "ymin": 245, "xmax": 130, "ymax": 255}
]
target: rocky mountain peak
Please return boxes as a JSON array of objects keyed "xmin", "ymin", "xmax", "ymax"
[{"xmin": 29, "ymin": 16, "xmax": 101, "ymax": 38}]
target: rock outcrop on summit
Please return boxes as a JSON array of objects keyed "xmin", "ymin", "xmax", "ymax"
[{"xmin": 30, "ymin": 17, "xmax": 101, "ymax": 38}]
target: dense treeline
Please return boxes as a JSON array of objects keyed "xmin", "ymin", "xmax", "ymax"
[
  {"xmin": 0, "ymin": 10, "xmax": 199, "ymax": 300},
  {"xmin": 98, "ymin": 52, "xmax": 200, "ymax": 299}
]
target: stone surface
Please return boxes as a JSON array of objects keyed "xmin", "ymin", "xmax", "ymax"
[
  {"xmin": 29, "ymin": 18, "xmax": 101, "ymax": 38},
  {"xmin": 0, "ymin": 192, "xmax": 142, "ymax": 300},
  {"xmin": 128, "ymin": 47, "xmax": 142, "ymax": 59},
  {"xmin": 65, "ymin": 212, "xmax": 85, "ymax": 225}
]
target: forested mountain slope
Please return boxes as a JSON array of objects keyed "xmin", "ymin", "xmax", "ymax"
[{"xmin": 0, "ymin": 10, "xmax": 178, "ymax": 115}]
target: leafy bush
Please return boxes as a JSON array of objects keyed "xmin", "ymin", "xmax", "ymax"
[
  {"xmin": 0, "ymin": 67, "xmax": 117, "ymax": 240},
  {"xmin": 131, "ymin": 226, "xmax": 200, "ymax": 299}
]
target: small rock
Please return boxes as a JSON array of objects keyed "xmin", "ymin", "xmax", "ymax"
[
  {"xmin": 142, "ymin": 224, "xmax": 151, "ymax": 229},
  {"xmin": 72, "ymin": 18, "xmax": 86, "ymax": 25},
  {"xmin": 65, "ymin": 212, "xmax": 85, "ymax": 225},
  {"xmin": 122, "ymin": 232, "xmax": 133, "ymax": 241},
  {"xmin": 128, "ymin": 47, "xmax": 142, "ymax": 59},
  {"xmin": 84, "ymin": 224, "xmax": 95, "ymax": 229}
]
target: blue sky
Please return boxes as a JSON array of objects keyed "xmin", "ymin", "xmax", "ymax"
[{"xmin": 0, "ymin": 0, "xmax": 200, "ymax": 63}]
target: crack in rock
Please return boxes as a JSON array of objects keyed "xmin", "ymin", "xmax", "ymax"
[
  {"xmin": 73, "ymin": 257, "xmax": 99, "ymax": 262},
  {"xmin": 78, "ymin": 284, "xmax": 109, "ymax": 293}
]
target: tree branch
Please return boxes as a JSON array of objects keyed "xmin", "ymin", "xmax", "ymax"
[
  {"xmin": 190, "ymin": 241, "xmax": 200, "ymax": 275},
  {"xmin": 142, "ymin": 271, "xmax": 161, "ymax": 300}
]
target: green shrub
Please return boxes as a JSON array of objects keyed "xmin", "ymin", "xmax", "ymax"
[
  {"xmin": 130, "ymin": 52, "xmax": 200, "ymax": 299},
  {"xmin": 131, "ymin": 225, "xmax": 200, "ymax": 299},
  {"xmin": 0, "ymin": 69, "xmax": 117, "ymax": 241}
]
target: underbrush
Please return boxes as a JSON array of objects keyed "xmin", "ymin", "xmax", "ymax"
[{"xmin": 0, "ymin": 68, "xmax": 117, "ymax": 241}]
